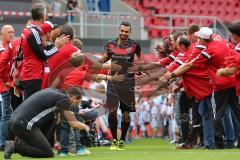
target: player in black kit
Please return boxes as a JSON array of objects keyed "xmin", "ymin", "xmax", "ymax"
[
  {"xmin": 4, "ymin": 87, "xmax": 89, "ymax": 159},
  {"xmin": 100, "ymin": 22, "xmax": 142, "ymax": 150}
]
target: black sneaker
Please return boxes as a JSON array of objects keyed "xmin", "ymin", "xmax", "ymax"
[
  {"xmin": 214, "ymin": 144, "xmax": 225, "ymax": 149},
  {"xmin": 236, "ymin": 142, "xmax": 240, "ymax": 149},
  {"xmin": 225, "ymin": 144, "xmax": 235, "ymax": 149},
  {"xmin": 201, "ymin": 146, "xmax": 215, "ymax": 150},
  {"xmin": 4, "ymin": 141, "xmax": 15, "ymax": 159}
]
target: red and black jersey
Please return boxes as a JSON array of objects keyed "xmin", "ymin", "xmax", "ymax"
[
  {"xmin": 104, "ymin": 38, "xmax": 141, "ymax": 110},
  {"xmin": 104, "ymin": 38, "xmax": 141, "ymax": 78}
]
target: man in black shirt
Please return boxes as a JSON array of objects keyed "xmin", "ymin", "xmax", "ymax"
[
  {"xmin": 100, "ymin": 22, "xmax": 141, "ymax": 150},
  {"xmin": 4, "ymin": 87, "xmax": 89, "ymax": 159}
]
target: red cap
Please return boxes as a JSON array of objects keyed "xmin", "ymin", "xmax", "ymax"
[{"xmin": 41, "ymin": 21, "xmax": 54, "ymax": 34}]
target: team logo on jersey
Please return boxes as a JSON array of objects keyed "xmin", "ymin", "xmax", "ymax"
[{"xmin": 126, "ymin": 47, "xmax": 132, "ymax": 53}]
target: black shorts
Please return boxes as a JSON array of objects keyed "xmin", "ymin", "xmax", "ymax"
[{"xmin": 106, "ymin": 82, "xmax": 135, "ymax": 112}]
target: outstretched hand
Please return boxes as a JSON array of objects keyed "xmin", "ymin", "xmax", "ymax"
[
  {"xmin": 154, "ymin": 77, "xmax": 169, "ymax": 89},
  {"xmin": 83, "ymin": 124, "xmax": 90, "ymax": 132},
  {"xmin": 135, "ymin": 74, "xmax": 154, "ymax": 86},
  {"xmin": 110, "ymin": 61, "xmax": 122, "ymax": 71},
  {"xmin": 111, "ymin": 71, "xmax": 124, "ymax": 81},
  {"xmin": 171, "ymin": 84, "xmax": 180, "ymax": 93},
  {"xmin": 216, "ymin": 68, "xmax": 225, "ymax": 77},
  {"xmin": 128, "ymin": 64, "xmax": 140, "ymax": 73}
]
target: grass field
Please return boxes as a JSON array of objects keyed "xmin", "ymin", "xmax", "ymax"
[{"xmin": 1, "ymin": 139, "xmax": 240, "ymax": 160}]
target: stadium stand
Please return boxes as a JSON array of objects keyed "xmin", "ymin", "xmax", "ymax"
[{"xmin": 122, "ymin": 0, "xmax": 240, "ymax": 38}]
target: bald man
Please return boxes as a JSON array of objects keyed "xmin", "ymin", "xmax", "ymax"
[
  {"xmin": 1, "ymin": 25, "xmax": 14, "ymax": 46},
  {"xmin": 0, "ymin": 25, "xmax": 14, "ymax": 151}
]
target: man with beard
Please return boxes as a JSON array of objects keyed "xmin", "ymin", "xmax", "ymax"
[{"xmin": 99, "ymin": 22, "xmax": 142, "ymax": 150}]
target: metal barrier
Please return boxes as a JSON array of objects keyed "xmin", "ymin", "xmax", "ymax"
[{"xmin": 67, "ymin": 11, "xmax": 230, "ymax": 40}]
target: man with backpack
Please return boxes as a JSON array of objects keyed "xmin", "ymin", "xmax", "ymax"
[{"xmin": 20, "ymin": 3, "xmax": 69, "ymax": 99}]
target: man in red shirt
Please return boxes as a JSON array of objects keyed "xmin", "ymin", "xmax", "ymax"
[
  {"xmin": 47, "ymin": 24, "xmax": 78, "ymax": 72},
  {"xmin": 20, "ymin": 3, "xmax": 69, "ymax": 99},
  {"xmin": 46, "ymin": 24, "xmax": 122, "ymax": 89},
  {"xmin": 130, "ymin": 31, "xmax": 194, "ymax": 145},
  {"xmin": 159, "ymin": 27, "xmax": 240, "ymax": 149},
  {"xmin": 41, "ymin": 22, "xmax": 61, "ymax": 89},
  {"xmin": 0, "ymin": 24, "xmax": 14, "ymax": 150},
  {"xmin": 217, "ymin": 21, "xmax": 240, "ymax": 96},
  {"xmin": 126, "ymin": 31, "xmax": 185, "ymax": 93},
  {"xmin": 167, "ymin": 35, "xmax": 213, "ymax": 149},
  {"xmin": 128, "ymin": 31, "xmax": 184, "ymax": 78},
  {"xmin": 0, "ymin": 37, "xmax": 23, "ymax": 112}
]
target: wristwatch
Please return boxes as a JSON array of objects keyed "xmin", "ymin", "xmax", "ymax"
[
  {"xmin": 170, "ymin": 72, "xmax": 177, "ymax": 79},
  {"xmin": 138, "ymin": 65, "xmax": 144, "ymax": 72}
]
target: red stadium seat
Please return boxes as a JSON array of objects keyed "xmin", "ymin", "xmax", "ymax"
[
  {"xmin": 124, "ymin": 0, "xmax": 237, "ymax": 39},
  {"xmin": 190, "ymin": 0, "xmax": 200, "ymax": 5},
  {"xmin": 161, "ymin": 30, "xmax": 170, "ymax": 37},
  {"xmin": 149, "ymin": 29, "xmax": 159, "ymax": 38},
  {"xmin": 144, "ymin": 16, "xmax": 153, "ymax": 26},
  {"xmin": 142, "ymin": 0, "xmax": 150, "ymax": 7},
  {"xmin": 173, "ymin": 18, "xmax": 185, "ymax": 27},
  {"xmin": 142, "ymin": 0, "xmax": 156, "ymax": 8}
]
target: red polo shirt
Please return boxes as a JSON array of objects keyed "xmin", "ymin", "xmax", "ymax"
[
  {"xmin": 48, "ymin": 56, "xmax": 94, "ymax": 89},
  {"xmin": 42, "ymin": 43, "xmax": 78, "ymax": 88},
  {"xmin": 168, "ymin": 44, "xmax": 213, "ymax": 101},
  {"xmin": 62, "ymin": 66, "xmax": 92, "ymax": 90},
  {"xmin": 192, "ymin": 40, "xmax": 235, "ymax": 91},
  {"xmin": 59, "ymin": 57, "xmax": 94, "ymax": 90},
  {"xmin": 48, "ymin": 43, "xmax": 78, "ymax": 72}
]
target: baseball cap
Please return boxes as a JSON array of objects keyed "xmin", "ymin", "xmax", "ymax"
[
  {"xmin": 41, "ymin": 21, "xmax": 54, "ymax": 34},
  {"xmin": 194, "ymin": 27, "xmax": 213, "ymax": 39}
]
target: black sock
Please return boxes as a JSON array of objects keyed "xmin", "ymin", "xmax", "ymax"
[
  {"xmin": 108, "ymin": 110, "xmax": 118, "ymax": 140},
  {"xmin": 120, "ymin": 112, "xmax": 130, "ymax": 141}
]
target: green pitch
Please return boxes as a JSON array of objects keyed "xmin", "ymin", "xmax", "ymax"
[{"xmin": 1, "ymin": 139, "xmax": 239, "ymax": 160}]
